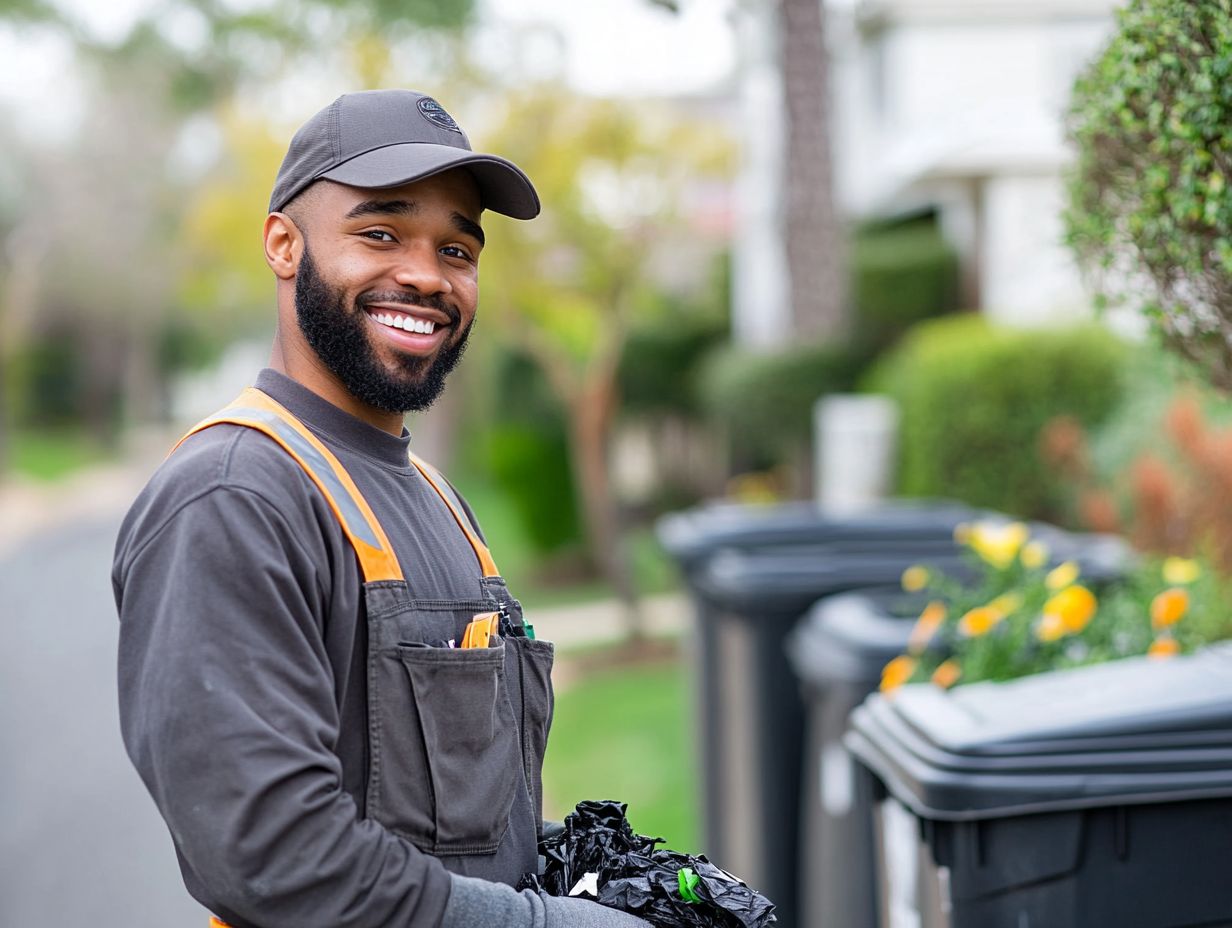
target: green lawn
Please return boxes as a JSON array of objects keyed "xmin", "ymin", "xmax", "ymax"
[
  {"xmin": 543, "ymin": 655, "xmax": 698, "ymax": 853},
  {"xmin": 8, "ymin": 428, "xmax": 111, "ymax": 481}
]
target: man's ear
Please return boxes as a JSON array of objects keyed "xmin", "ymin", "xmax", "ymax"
[{"xmin": 264, "ymin": 212, "xmax": 303, "ymax": 281}]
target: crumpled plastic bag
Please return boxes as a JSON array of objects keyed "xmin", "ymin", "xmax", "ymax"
[{"xmin": 518, "ymin": 799, "xmax": 776, "ymax": 927}]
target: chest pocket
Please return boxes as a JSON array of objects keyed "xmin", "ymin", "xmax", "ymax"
[{"xmin": 174, "ymin": 387, "xmax": 554, "ymax": 863}]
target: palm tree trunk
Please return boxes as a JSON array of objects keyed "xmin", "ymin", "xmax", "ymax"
[{"xmin": 779, "ymin": 0, "xmax": 847, "ymax": 341}]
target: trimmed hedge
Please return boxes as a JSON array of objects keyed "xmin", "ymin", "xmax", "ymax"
[
  {"xmin": 852, "ymin": 218, "xmax": 960, "ymax": 352},
  {"xmin": 699, "ymin": 341, "xmax": 866, "ymax": 469},
  {"xmin": 869, "ymin": 315, "xmax": 1128, "ymax": 521}
]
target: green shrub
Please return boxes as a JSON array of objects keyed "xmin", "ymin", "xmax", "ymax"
[
  {"xmin": 619, "ymin": 311, "xmax": 727, "ymax": 418},
  {"xmin": 870, "ymin": 315, "xmax": 1128, "ymax": 521},
  {"xmin": 699, "ymin": 341, "xmax": 866, "ymax": 470},
  {"xmin": 1066, "ymin": 0, "xmax": 1232, "ymax": 389},
  {"xmin": 9, "ymin": 330, "xmax": 86, "ymax": 428},
  {"xmin": 484, "ymin": 424, "xmax": 582, "ymax": 555},
  {"xmin": 483, "ymin": 350, "xmax": 584, "ymax": 556},
  {"xmin": 852, "ymin": 218, "xmax": 960, "ymax": 352}
]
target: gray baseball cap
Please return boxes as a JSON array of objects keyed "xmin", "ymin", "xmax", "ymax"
[{"xmin": 269, "ymin": 89, "xmax": 540, "ymax": 219}]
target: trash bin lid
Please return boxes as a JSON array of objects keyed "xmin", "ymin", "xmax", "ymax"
[
  {"xmin": 1026, "ymin": 525, "xmax": 1132, "ymax": 585},
  {"xmin": 787, "ymin": 589, "xmax": 927, "ymax": 686},
  {"xmin": 845, "ymin": 644, "xmax": 1232, "ymax": 821},
  {"xmin": 693, "ymin": 548, "xmax": 969, "ymax": 617},
  {"xmin": 656, "ymin": 500, "xmax": 977, "ymax": 570}
]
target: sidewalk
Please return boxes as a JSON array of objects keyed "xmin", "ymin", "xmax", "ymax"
[{"xmin": 531, "ymin": 591, "xmax": 689, "ymax": 652}]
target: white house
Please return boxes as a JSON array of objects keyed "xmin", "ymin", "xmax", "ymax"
[
  {"xmin": 829, "ymin": 0, "xmax": 1118, "ymax": 325},
  {"xmin": 732, "ymin": 0, "xmax": 1122, "ymax": 340}
]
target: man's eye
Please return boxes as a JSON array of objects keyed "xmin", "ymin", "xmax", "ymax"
[
  {"xmin": 362, "ymin": 230, "xmax": 396, "ymax": 242},
  {"xmin": 440, "ymin": 245, "xmax": 473, "ymax": 260}
]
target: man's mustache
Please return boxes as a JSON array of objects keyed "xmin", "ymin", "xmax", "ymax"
[{"xmin": 357, "ymin": 290, "xmax": 461, "ymax": 326}]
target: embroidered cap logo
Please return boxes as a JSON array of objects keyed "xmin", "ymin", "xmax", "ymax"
[{"xmin": 417, "ymin": 97, "xmax": 463, "ymax": 133}]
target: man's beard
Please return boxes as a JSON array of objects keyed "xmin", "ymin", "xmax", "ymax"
[{"xmin": 293, "ymin": 244, "xmax": 472, "ymax": 414}]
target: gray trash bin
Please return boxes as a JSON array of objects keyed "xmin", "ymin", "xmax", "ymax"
[
  {"xmin": 788, "ymin": 589, "xmax": 925, "ymax": 928},
  {"xmin": 845, "ymin": 644, "xmax": 1232, "ymax": 928},
  {"xmin": 687, "ymin": 545, "xmax": 971, "ymax": 928}
]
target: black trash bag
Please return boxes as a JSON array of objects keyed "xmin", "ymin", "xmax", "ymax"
[{"xmin": 518, "ymin": 799, "xmax": 776, "ymax": 928}]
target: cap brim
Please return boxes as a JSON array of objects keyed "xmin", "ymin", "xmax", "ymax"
[{"xmin": 319, "ymin": 143, "xmax": 540, "ymax": 220}]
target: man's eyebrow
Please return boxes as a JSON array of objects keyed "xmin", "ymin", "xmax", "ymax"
[
  {"xmin": 343, "ymin": 198, "xmax": 416, "ymax": 220},
  {"xmin": 342, "ymin": 199, "xmax": 485, "ymax": 247},
  {"xmin": 452, "ymin": 212, "xmax": 485, "ymax": 248}
]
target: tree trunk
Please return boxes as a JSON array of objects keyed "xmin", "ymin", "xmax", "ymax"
[
  {"xmin": 779, "ymin": 0, "xmax": 847, "ymax": 342},
  {"xmin": 567, "ymin": 373, "xmax": 645, "ymax": 640}
]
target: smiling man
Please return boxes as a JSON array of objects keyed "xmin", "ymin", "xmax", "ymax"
[{"xmin": 112, "ymin": 91, "xmax": 650, "ymax": 928}]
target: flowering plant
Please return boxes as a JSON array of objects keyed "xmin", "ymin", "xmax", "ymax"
[{"xmin": 881, "ymin": 520, "xmax": 1230, "ymax": 692}]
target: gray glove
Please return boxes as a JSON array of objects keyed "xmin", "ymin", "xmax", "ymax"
[{"xmin": 442, "ymin": 873, "xmax": 652, "ymax": 928}]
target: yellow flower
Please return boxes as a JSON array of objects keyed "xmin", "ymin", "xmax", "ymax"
[
  {"xmin": 1021, "ymin": 540, "xmax": 1050, "ymax": 569},
  {"xmin": 1148, "ymin": 636, "xmax": 1181, "ymax": 659},
  {"xmin": 907, "ymin": 601, "xmax": 947, "ymax": 653},
  {"xmin": 1045, "ymin": 561, "xmax": 1080, "ymax": 591},
  {"xmin": 1162, "ymin": 557, "xmax": 1201, "ymax": 585},
  {"xmin": 988, "ymin": 592, "xmax": 1023, "ymax": 616},
  {"xmin": 1043, "ymin": 584, "xmax": 1098, "ymax": 634},
  {"xmin": 880, "ymin": 655, "xmax": 917, "ymax": 692},
  {"xmin": 901, "ymin": 565, "xmax": 930, "ymax": 592},
  {"xmin": 968, "ymin": 521, "xmax": 1029, "ymax": 569},
  {"xmin": 1036, "ymin": 611, "xmax": 1068, "ymax": 643},
  {"xmin": 1151, "ymin": 588, "xmax": 1189, "ymax": 629},
  {"xmin": 931, "ymin": 659, "xmax": 962, "ymax": 689},
  {"xmin": 958, "ymin": 605, "xmax": 1006, "ymax": 637}
]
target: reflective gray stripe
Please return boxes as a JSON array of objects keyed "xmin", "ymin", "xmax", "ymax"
[
  {"xmin": 417, "ymin": 459, "xmax": 480, "ymax": 538},
  {"xmin": 220, "ymin": 406, "xmax": 384, "ymax": 552}
]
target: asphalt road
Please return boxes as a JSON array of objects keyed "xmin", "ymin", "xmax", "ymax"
[{"xmin": 0, "ymin": 512, "xmax": 208, "ymax": 926}]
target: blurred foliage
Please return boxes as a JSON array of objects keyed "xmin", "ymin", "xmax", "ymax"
[
  {"xmin": 618, "ymin": 253, "xmax": 730, "ymax": 418},
  {"xmin": 1044, "ymin": 385, "xmax": 1232, "ymax": 574},
  {"xmin": 480, "ymin": 88, "xmax": 733, "ymax": 379},
  {"xmin": 476, "ymin": 86, "xmax": 732, "ymax": 614},
  {"xmin": 851, "ymin": 215, "xmax": 961, "ymax": 355},
  {"xmin": 699, "ymin": 341, "xmax": 865, "ymax": 471},
  {"xmin": 483, "ymin": 350, "xmax": 584, "ymax": 557},
  {"xmin": 1066, "ymin": 0, "xmax": 1232, "ymax": 389},
  {"xmin": 883, "ymin": 521, "xmax": 1232, "ymax": 690},
  {"xmin": 178, "ymin": 112, "xmax": 290, "ymax": 335},
  {"xmin": 870, "ymin": 315, "xmax": 1127, "ymax": 522},
  {"xmin": 0, "ymin": 0, "xmax": 480, "ymax": 460}
]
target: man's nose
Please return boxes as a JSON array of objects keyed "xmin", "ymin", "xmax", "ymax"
[{"xmin": 392, "ymin": 243, "xmax": 451, "ymax": 295}]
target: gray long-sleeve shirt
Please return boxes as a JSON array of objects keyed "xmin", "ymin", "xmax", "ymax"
[{"xmin": 113, "ymin": 369, "xmax": 540, "ymax": 927}]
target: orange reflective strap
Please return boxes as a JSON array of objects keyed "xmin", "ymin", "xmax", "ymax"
[
  {"xmin": 207, "ymin": 918, "xmax": 230, "ymax": 928},
  {"xmin": 409, "ymin": 452, "xmax": 500, "ymax": 578},
  {"xmin": 170, "ymin": 387, "xmax": 404, "ymax": 584}
]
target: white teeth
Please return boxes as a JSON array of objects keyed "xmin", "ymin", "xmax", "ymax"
[{"xmin": 369, "ymin": 311, "xmax": 437, "ymax": 335}]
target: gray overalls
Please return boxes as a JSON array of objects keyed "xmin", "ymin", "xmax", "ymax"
[{"xmin": 174, "ymin": 387, "xmax": 554, "ymax": 927}]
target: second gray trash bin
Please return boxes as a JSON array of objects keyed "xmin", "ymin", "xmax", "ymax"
[{"xmin": 787, "ymin": 589, "xmax": 926, "ymax": 928}]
